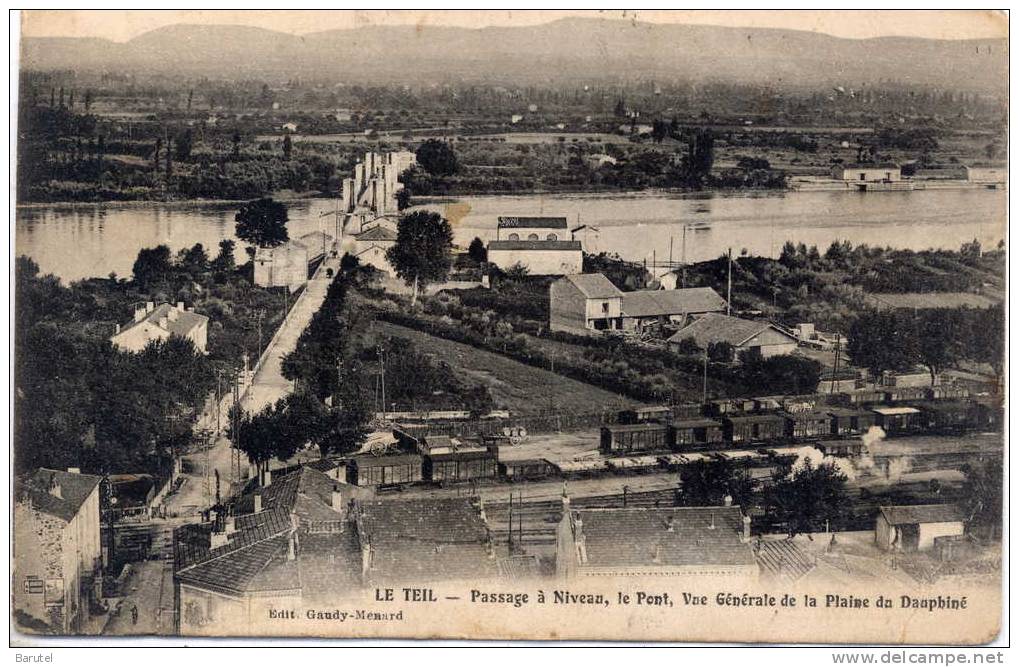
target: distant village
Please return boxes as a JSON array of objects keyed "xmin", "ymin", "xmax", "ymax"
[{"xmin": 14, "ymin": 145, "xmax": 1003, "ymax": 638}]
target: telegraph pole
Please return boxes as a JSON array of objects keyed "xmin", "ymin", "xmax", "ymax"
[
  {"xmin": 726, "ymin": 247, "xmax": 733, "ymax": 316},
  {"xmin": 702, "ymin": 348, "xmax": 709, "ymax": 404}
]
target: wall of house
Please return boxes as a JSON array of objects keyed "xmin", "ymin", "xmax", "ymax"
[
  {"xmin": 585, "ymin": 296, "xmax": 622, "ymax": 323},
  {"xmin": 489, "ymin": 249, "xmax": 582, "ymax": 276},
  {"xmin": 111, "ymin": 322, "xmax": 170, "ymax": 353},
  {"xmin": 967, "ymin": 167, "xmax": 1005, "ymax": 183},
  {"xmin": 549, "ymin": 280, "xmax": 589, "ymax": 333},
  {"xmin": 742, "ymin": 329, "xmax": 798, "ymax": 358},
  {"xmin": 254, "ymin": 245, "xmax": 309, "ymax": 292},
  {"xmin": 833, "ymin": 167, "xmax": 901, "ymax": 182},
  {"xmin": 13, "ymin": 502, "xmax": 67, "ymax": 632},
  {"xmin": 179, "ymin": 583, "xmax": 248, "ymax": 636},
  {"xmin": 356, "ymin": 244, "xmax": 396, "ymax": 276},
  {"xmin": 917, "ymin": 521, "xmax": 965, "ymax": 551},
  {"xmin": 497, "ymin": 226, "xmax": 564, "ymax": 241},
  {"xmin": 190, "ymin": 321, "xmax": 209, "ymax": 354}
]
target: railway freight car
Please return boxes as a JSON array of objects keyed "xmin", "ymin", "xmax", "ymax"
[
  {"xmin": 669, "ymin": 418, "xmax": 725, "ymax": 449},
  {"xmin": 834, "ymin": 389, "xmax": 886, "ymax": 407},
  {"xmin": 782, "ymin": 410, "xmax": 832, "ymax": 440},
  {"xmin": 914, "ymin": 401, "xmax": 975, "ymax": 433},
  {"xmin": 425, "ymin": 445, "xmax": 499, "ymax": 484},
  {"xmin": 871, "ymin": 406, "xmax": 923, "ymax": 435},
  {"xmin": 826, "ymin": 407, "xmax": 878, "ymax": 437},
  {"xmin": 723, "ymin": 414, "xmax": 787, "ymax": 445},
  {"xmin": 499, "ymin": 459, "xmax": 556, "ymax": 481},
  {"xmin": 347, "ymin": 453, "xmax": 424, "ymax": 486},
  {"xmin": 618, "ymin": 405, "xmax": 673, "ymax": 424},
  {"xmin": 883, "ymin": 386, "xmax": 929, "ymax": 403},
  {"xmin": 600, "ymin": 423, "xmax": 671, "ymax": 454}
]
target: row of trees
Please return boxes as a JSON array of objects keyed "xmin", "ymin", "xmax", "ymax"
[{"xmin": 847, "ymin": 306, "xmax": 1004, "ymax": 382}]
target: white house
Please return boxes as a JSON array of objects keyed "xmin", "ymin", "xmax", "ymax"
[
  {"xmin": 111, "ymin": 302, "xmax": 209, "ymax": 354},
  {"xmin": 875, "ymin": 504, "xmax": 968, "ymax": 553},
  {"xmin": 352, "ymin": 225, "xmax": 398, "ymax": 276},
  {"xmin": 487, "ymin": 240, "xmax": 583, "ymax": 276},
  {"xmin": 14, "ymin": 468, "xmax": 103, "ymax": 634},
  {"xmin": 549, "ymin": 273, "xmax": 624, "ymax": 334},
  {"xmin": 965, "ymin": 164, "xmax": 1006, "ymax": 184},
  {"xmin": 254, "ymin": 241, "xmax": 309, "ymax": 293},
  {"xmin": 831, "ymin": 163, "xmax": 901, "ymax": 182}
]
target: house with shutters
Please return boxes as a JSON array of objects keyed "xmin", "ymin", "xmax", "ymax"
[
  {"xmin": 13, "ymin": 468, "xmax": 103, "ymax": 634},
  {"xmin": 549, "ymin": 273, "xmax": 624, "ymax": 334}
]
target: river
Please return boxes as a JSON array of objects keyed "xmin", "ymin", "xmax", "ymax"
[{"xmin": 16, "ymin": 188, "xmax": 1005, "ymax": 282}]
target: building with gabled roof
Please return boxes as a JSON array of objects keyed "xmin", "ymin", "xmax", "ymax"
[
  {"xmin": 174, "ymin": 466, "xmax": 372, "ymax": 635},
  {"xmin": 14, "ymin": 468, "xmax": 103, "ymax": 634},
  {"xmin": 875, "ymin": 504, "xmax": 968, "ymax": 553},
  {"xmin": 622, "ymin": 287, "xmax": 727, "ymax": 332},
  {"xmin": 666, "ymin": 313, "xmax": 798, "ymax": 359},
  {"xmin": 111, "ymin": 301, "xmax": 209, "ymax": 354},
  {"xmin": 354, "ymin": 497, "xmax": 499, "ymax": 585},
  {"xmin": 352, "ymin": 224, "xmax": 398, "ymax": 276},
  {"xmin": 549, "ymin": 273, "xmax": 624, "ymax": 334},
  {"xmin": 556, "ymin": 502, "xmax": 757, "ymax": 579}
]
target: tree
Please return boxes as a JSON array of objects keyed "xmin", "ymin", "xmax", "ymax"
[
  {"xmin": 415, "ymin": 139, "xmax": 459, "ymax": 177},
  {"xmin": 395, "ymin": 187, "xmax": 412, "ymax": 211},
  {"xmin": 211, "ymin": 239, "xmax": 236, "ymax": 274},
  {"xmin": 132, "ymin": 245, "xmax": 173, "ymax": 286},
  {"xmin": 673, "ymin": 336, "xmax": 701, "ymax": 356},
  {"xmin": 678, "ymin": 459, "xmax": 758, "ymax": 510},
  {"xmin": 235, "ymin": 198, "xmax": 290, "ymax": 249},
  {"xmin": 739, "ymin": 350, "xmax": 821, "ymax": 394},
  {"xmin": 847, "ymin": 311, "xmax": 917, "ymax": 377},
  {"xmin": 179, "ymin": 243, "xmax": 209, "ymax": 276},
  {"xmin": 613, "ymin": 98, "xmax": 627, "ymax": 118},
  {"xmin": 231, "ymin": 131, "xmax": 241, "ymax": 158},
  {"xmin": 385, "ymin": 210, "xmax": 453, "ymax": 305},
  {"xmin": 175, "ymin": 130, "xmax": 193, "ymax": 161},
  {"xmin": 707, "ymin": 341, "xmax": 735, "ymax": 363},
  {"xmin": 766, "ymin": 457, "xmax": 850, "ymax": 537},
  {"xmin": 467, "ymin": 237, "xmax": 487, "ymax": 264},
  {"xmin": 961, "ymin": 459, "xmax": 1002, "ymax": 531},
  {"xmin": 651, "ymin": 119, "xmax": 670, "ymax": 144},
  {"xmin": 282, "ymin": 134, "xmax": 293, "ymax": 161}
]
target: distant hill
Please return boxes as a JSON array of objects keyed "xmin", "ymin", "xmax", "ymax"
[{"xmin": 19, "ymin": 17, "xmax": 1007, "ymax": 93}]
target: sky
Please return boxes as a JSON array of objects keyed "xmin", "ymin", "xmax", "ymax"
[{"xmin": 19, "ymin": 9, "xmax": 1008, "ymax": 42}]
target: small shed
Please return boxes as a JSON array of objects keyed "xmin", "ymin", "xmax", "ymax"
[
  {"xmin": 669, "ymin": 418, "xmax": 725, "ymax": 449},
  {"xmin": 347, "ymin": 453, "xmax": 423, "ymax": 487},
  {"xmin": 875, "ymin": 504, "xmax": 967, "ymax": 552},
  {"xmin": 871, "ymin": 406, "xmax": 922, "ymax": 435},
  {"xmin": 599, "ymin": 423, "xmax": 671, "ymax": 454},
  {"xmin": 723, "ymin": 414, "xmax": 787, "ymax": 445}
]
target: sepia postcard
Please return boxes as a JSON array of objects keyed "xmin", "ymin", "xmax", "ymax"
[{"xmin": 10, "ymin": 9, "xmax": 1007, "ymax": 645}]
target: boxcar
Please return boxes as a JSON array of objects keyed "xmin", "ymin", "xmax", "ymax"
[
  {"xmin": 723, "ymin": 414, "xmax": 788, "ymax": 445},
  {"xmin": 669, "ymin": 418, "xmax": 725, "ymax": 449},
  {"xmin": 826, "ymin": 407, "xmax": 878, "ymax": 437},
  {"xmin": 499, "ymin": 458, "xmax": 555, "ymax": 481},
  {"xmin": 927, "ymin": 384, "xmax": 971, "ymax": 401},
  {"xmin": 883, "ymin": 386, "xmax": 929, "ymax": 403},
  {"xmin": 816, "ymin": 440, "xmax": 867, "ymax": 457},
  {"xmin": 669, "ymin": 403, "xmax": 705, "ymax": 420},
  {"xmin": 600, "ymin": 423, "xmax": 671, "ymax": 454},
  {"xmin": 347, "ymin": 453, "xmax": 424, "ymax": 486},
  {"xmin": 914, "ymin": 401, "xmax": 973, "ymax": 432},
  {"xmin": 782, "ymin": 410, "xmax": 832, "ymax": 440},
  {"xmin": 618, "ymin": 405, "xmax": 673, "ymax": 425},
  {"xmin": 871, "ymin": 406, "xmax": 922, "ymax": 435},
  {"xmin": 425, "ymin": 447, "xmax": 498, "ymax": 484},
  {"xmin": 834, "ymin": 389, "xmax": 886, "ymax": 407}
]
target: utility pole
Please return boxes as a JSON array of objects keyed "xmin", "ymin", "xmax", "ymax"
[
  {"xmin": 726, "ymin": 247, "xmax": 733, "ymax": 317},
  {"xmin": 830, "ymin": 333, "xmax": 842, "ymax": 395},
  {"xmin": 702, "ymin": 348, "xmax": 709, "ymax": 404},
  {"xmin": 681, "ymin": 224, "xmax": 688, "ymax": 288}
]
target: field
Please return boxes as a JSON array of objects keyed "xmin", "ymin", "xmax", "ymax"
[{"xmin": 375, "ymin": 321, "xmax": 639, "ymax": 416}]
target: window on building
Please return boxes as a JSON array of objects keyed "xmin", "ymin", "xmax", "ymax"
[
  {"xmin": 547, "ymin": 233, "xmax": 558, "ymax": 241},
  {"xmin": 859, "ymin": 173, "xmax": 866, "ymax": 181},
  {"xmin": 508, "ymin": 233, "xmax": 520, "ymax": 241},
  {"xmin": 528, "ymin": 233, "xmax": 539, "ymax": 241},
  {"xmin": 601, "ymin": 301, "xmax": 609, "ymax": 313}
]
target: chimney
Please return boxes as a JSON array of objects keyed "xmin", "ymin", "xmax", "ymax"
[
  {"xmin": 723, "ymin": 494, "xmax": 733, "ymax": 507},
  {"xmin": 287, "ymin": 533, "xmax": 297, "ymax": 561},
  {"xmin": 574, "ymin": 515, "xmax": 587, "ymax": 564},
  {"xmin": 134, "ymin": 307, "xmax": 146, "ymax": 323},
  {"xmin": 651, "ymin": 544, "xmax": 662, "ymax": 564},
  {"xmin": 158, "ymin": 316, "xmax": 168, "ymax": 330},
  {"xmin": 263, "ymin": 469, "xmax": 272, "ymax": 487},
  {"xmin": 114, "ymin": 324, "xmax": 120, "ymax": 335},
  {"xmin": 331, "ymin": 485, "xmax": 343, "ymax": 514},
  {"xmin": 708, "ymin": 513, "xmax": 716, "ymax": 530},
  {"xmin": 48, "ymin": 477, "xmax": 62, "ymax": 500},
  {"xmin": 254, "ymin": 493, "xmax": 262, "ymax": 514},
  {"xmin": 145, "ymin": 301, "xmax": 154, "ymax": 314},
  {"xmin": 225, "ymin": 515, "xmax": 236, "ymax": 535},
  {"xmin": 66, "ymin": 467, "xmax": 80, "ymax": 474},
  {"xmin": 361, "ymin": 542, "xmax": 372, "ymax": 577},
  {"xmin": 742, "ymin": 514, "xmax": 752, "ymax": 543},
  {"xmin": 176, "ymin": 301, "xmax": 185, "ymax": 312},
  {"xmin": 210, "ymin": 529, "xmax": 228, "ymax": 550}
]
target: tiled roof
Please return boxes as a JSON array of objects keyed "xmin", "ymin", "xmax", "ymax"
[
  {"xmin": 175, "ymin": 466, "xmax": 366, "ymax": 595},
  {"xmin": 572, "ymin": 506, "xmax": 756, "ymax": 569},
  {"xmin": 755, "ymin": 538, "xmax": 816, "ymax": 583},
  {"xmin": 356, "ymin": 498, "xmax": 498, "ymax": 584},
  {"xmin": 561, "ymin": 273, "xmax": 623, "ymax": 299},
  {"xmin": 497, "ymin": 216, "xmax": 568, "ymax": 229},
  {"xmin": 666, "ymin": 313, "xmax": 794, "ymax": 348},
  {"xmin": 350, "ymin": 453, "xmax": 423, "ymax": 468},
  {"xmin": 840, "ymin": 162, "xmax": 900, "ymax": 169},
  {"xmin": 298, "ymin": 231, "xmax": 334, "ymax": 248},
  {"xmin": 18, "ymin": 468, "xmax": 102, "ymax": 522},
  {"xmin": 879, "ymin": 504, "xmax": 968, "ymax": 526},
  {"xmin": 622, "ymin": 287, "xmax": 727, "ymax": 318},
  {"xmin": 488, "ymin": 240, "xmax": 582, "ymax": 251},
  {"xmin": 671, "ymin": 418, "xmax": 723, "ymax": 429},
  {"xmin": 116, "ymin": 303, "xmax": 208, "ymax": 341},
  {"xmin": 354, "ymin": 226, "xmax": 398, "ymax": 242}
]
